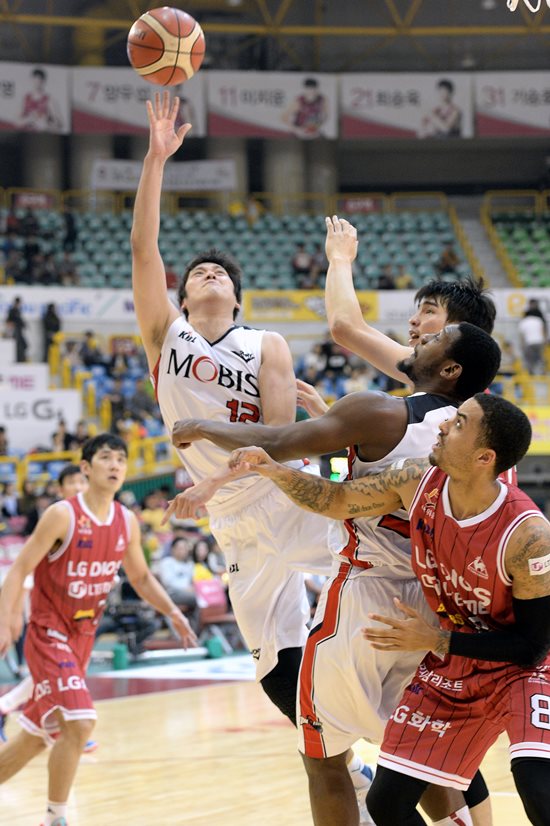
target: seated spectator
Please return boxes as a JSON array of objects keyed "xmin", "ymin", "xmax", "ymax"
[
  {"xmin": 296, "ymin": 342, "xmax": 325, "ymax": 382},
  {"xmin": 107, "ymin": 377, "xmax": 127, "ymax": 429},
  {"xmin": 140, "ymin": 490, "xmax": 167, "ymax": 534},
  {"xmin": 395, "ymin": 264, "xmax": 414, "ymax": 290},
  {"xmin": 310, "ymin": 242, "xmax": 328, "ymax": 284},
  {"xmin": 192, "ymin": 538, "xmax": 215, "ymax": 581},
  {"xmin": 127, "ymin": 378, "xmax": 157, "ymax": 422},
  {"xmin": 80, "ymin": 330, "xmax": 109, "ymax": 369},
  {"xmin": 1, "ymin": 482, "xmax": 19, "ymax": 519},
  {"xmin": 317, "ymin": 369, "xmax": 347, "ymax": 402},
  {"xmin": 24, "ymin": 491, "xmax": 53, "ymax": 535},
  {"xmin": 377, "ymin": 264, "xmax": 396, "ymax": 290},
  {"xmin": 158, "ymin": 536, "xmax": 198, "ymax": 615},
  {"xmin": 436, "ymin": 243, "xmax": 459, "ymax": 278},
  {"xmin": 71, "ymin": 419, "xmax": 91, "ymax": 447},
  {"xmin": 58, "ymin": 251, "xmax": 79, "ymax": 286},
  {"xmin": 63, "ymin": 339, "xmax": 83, "ymax": 370},
  {"xmin": 108, "ymin": 340, "xmax": 130, "ymax": 378},
  {"xmin": 17, "ymin": 479, "xmax": 36, "ymax": 516},
  {"xmin": 0, "ymin": 426, "xmax": 9, "ymax": 456},
  {"xmin": 291, "ymin": 242, "xmax": 313, "ymax": 285},
  {"xmin": 51, "ymin": 419, "xmax": 75, "ymax": 452}
]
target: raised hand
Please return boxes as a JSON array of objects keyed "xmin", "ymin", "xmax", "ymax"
[
  {"xmin": 325, "ymin": 215, "xmax": 358, "ymax": 264},
  {"xmin": 296, "ymin": 379, "xmax": 329, "ymax": 418},
  {"xmin": 146, "ymin": 90, "xmax": 192, "ymax": 161}
]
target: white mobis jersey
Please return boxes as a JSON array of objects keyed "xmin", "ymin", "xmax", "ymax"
[
  {"xmin": 331, "ymin": 393, "xmax": 458, "ymax": 578},
  {"xmin": 153, "ymin": 317, "xmax": 269, "ymax": 512}
]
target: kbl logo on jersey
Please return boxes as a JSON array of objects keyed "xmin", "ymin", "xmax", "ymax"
[
  {"xmin": 77, "ymin": 515, "xmax": 92, "ymax": 535},
  {"xmin": 422, "ymin": 488, "xmax": 440, "ymax": 518},
  {"xmin": 167, "ymin": 348, "xmax": 260, "ymax": 397}
]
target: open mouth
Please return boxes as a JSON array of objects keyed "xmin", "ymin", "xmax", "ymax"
[{"xmin": 408, "ymin": 330, "xmax": 419, "ymax": 345}]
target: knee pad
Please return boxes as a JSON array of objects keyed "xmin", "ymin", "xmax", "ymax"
[
  {"xmin": 260, "ymin": 647, "xmax": 302, "ymax": 726},
  {"xmin": 463, "ymin": 770, "xmax": 489, "ymax": 809}
]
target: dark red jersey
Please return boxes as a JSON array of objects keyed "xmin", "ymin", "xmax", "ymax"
[
  {"xmin": 410, "ymin": 465, "xmax": 542, "ymax": 635},
  {"xmin": 31, "ymin": 492, "xmax": 130, "ymax": 639}
]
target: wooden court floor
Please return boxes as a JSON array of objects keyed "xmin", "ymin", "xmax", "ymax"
[{"xmin": 2, "ymin": 680, "xmax": 531, "ymax": 825}]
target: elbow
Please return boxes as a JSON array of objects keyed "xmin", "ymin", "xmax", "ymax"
[{"xmin": 329, "ymin": 316, "xmax": 354, "ymax": 346}]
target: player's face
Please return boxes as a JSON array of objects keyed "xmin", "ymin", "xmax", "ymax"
[
  {"xmin": 83, "ymin": 447, "xmax": 128, "ymax": 492},
  {"xmin": 429, "ymin": 398, "xmax": 484, "ymax": 473},
  {"xmin": 408, "ymin": 298, "xmax": 448, "ymax": 346},
  {"xmin": 181, "ymin": 262, "xmax": 238, "ymax": 314},
  {"xmin": 60, "ymin": 472, "xmax": 88, "ymax": 498},
  {"xmin": 397, "ymin": 324, "xmax": 459, "ymax": 382}
]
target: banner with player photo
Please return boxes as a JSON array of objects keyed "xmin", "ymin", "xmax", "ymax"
[
  {"xmin": 0, "ymin": 62, "xmax": 70, "ymax": 134},
  {"xmin": 340, "ymin": 73, "xmax": 474, "ymax": 139},
  {"xmin": 72, "ymin": 67, "xmax": 206, "ymax": 136},
  {"xmin": 208, "ymin": 71, "xmax": 338, "ymax": 139},
  {"xmin": 475, "ymin": 72, "xmax": 550, "ymax": 137}
]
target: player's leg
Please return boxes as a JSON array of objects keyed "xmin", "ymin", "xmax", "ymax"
[
  {"xmin": 511, "ymin": 758, "xmax": 550, "ymax": 826},
  {"xmin": 46, "ymin": 710, "xmax": 96, "ymax": 824},
  {"xmin": 0, "ymin": 728, "xmax": 46, "ymax": 781},
  {"xmin": 463, "ymin": 771, "xmax": 493, "ymax": 826},
  {"xmin": 367, "ymin": 765, "xmax": 428, "ymax": 825},
  {"xmin": 260, "ymin": 646, "xmax": 302, "ymax": 724},
  {"xmin": 0, "ymin": 675, "xmax": 34, "ymax": 739},
  {"xmin": 302, "ymin": 751, "xmax": 359, "ymax": 826}
]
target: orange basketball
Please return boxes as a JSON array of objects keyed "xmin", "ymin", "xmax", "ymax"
[{"xmin": 127, "ymin": 6, "xmax": 206, "ymax": 86}]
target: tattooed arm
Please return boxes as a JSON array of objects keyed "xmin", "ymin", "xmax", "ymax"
[{"xmin": 228, "ymin": 447, "xmax": 429, "ymax": 520}]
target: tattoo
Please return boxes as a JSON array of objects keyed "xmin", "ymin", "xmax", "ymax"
[
  {"xmin": 433, "ymin": 629, "xmax": 451, "ymax": 660},
  {"xmin": 270, "ymin": 457, "xmax": 430, "ymax": 519},
  {"xmin": 272, "ymin": 468, "xmax": 340, "ymax": 514},
  {"xmin": 506, "ymin": 518, "xmax": 550, "ymax": 599}
]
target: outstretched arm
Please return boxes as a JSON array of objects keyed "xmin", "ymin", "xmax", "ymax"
[
  {"xmin": 325, "ymin": 216, "xmax": 412, "ymax": 383},
  {"xmin": 172, "ymin": 388, "xmax": 405, "ymax": 462},
  {"xmin": 131, "ymin": 92, "xmax": 191, "ymax": 371},
  {"xmin": 228, "ymin": 447, "xmax": 426, "ymax": 520}
]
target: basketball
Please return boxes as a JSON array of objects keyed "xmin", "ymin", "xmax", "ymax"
[{"xmin": 126, "ymin": 6, "xmax": 205, "ymax": 86}]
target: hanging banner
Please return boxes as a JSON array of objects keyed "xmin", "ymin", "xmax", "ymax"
[
  {"xmin": 0, "ymin": 390, "xmax": 82, "ymax": 452},
  {"xmin": 243, "ymin": 290, "xmax": 378, "ymax": 322},
  {"xmin": 0, "ymin": 62, "xmax": 70, "ymax": 133},
  {"xmin": 90, "ymin": 158, "xmax": 237, "ymax": 191},
  {"xmin": 340, "ymin": 73, "xmax": 474, "ymax": 139},
  {"xmin": 475, "ymin": 72, "xmax": 550, "ymax": 137},
  {"xmin": 72, "ymin": 67, "xmax": 206, "ymax": 135},
  {"xmin": 208, "ymin": 71, "xmax": 338, "ymax": 139}
]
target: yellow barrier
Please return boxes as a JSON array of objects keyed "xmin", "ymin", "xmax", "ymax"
[{"xmin": 18, "ymin": 450, "xmax": 79, "ymax": 492}]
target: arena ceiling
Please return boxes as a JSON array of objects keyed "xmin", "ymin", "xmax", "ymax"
[{"xmin": 1, "ymin": 0, "xmax": 549, "ymax": 71}]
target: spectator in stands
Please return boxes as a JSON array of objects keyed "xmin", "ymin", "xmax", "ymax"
[
  {"xmin": 80, "ymin": 330, "xmax": 108, "ymax": 369},
  {"xmin": 72, "ymin": 419, "xmax": 91, "ymax": 447},
  {"xmin": 435, "ymin": 242, "xmax": 459, "ymax": 278},
  {"xmin": 246, "ymin": 195, "xmax": 263, "ymax": 227},
  {"xmin": 17, "ymin": 479, "xmax": 36, "ymax": 517},
  {"xmin": 526, "ymin": 297, "xmax": 548, "ymax": 338},
  {"xmin": 206, "ymin": 537, "xmax": 226, "ymax": 577},
  {"xmin": 0, "ymin": 426, "xmax": 9, "ymax": 457},
  {"xmin": 2, "ymin": 231, "xmax": 19, "ymax": 260},
  {"xmin": 58, "ymin": 251, "xmax": 79, "ymax": 286},
  {"xmin": 518, "ymin": 304, "xmax": 547, "ymax": 375},
  {"xmin": 41, "ymin": 302, "xmax": 61, "ymax": 362},
  {"xmin": 395, "ymin": 263, "xmax": 415, "ymax": 290},
  {"xmin": 41, "ymin": 252, "xmax": 60, "ymax": 285},
  {"xmin": 140, "ymin": 490, "xmax": 167, "ymax": 534},
  {"xmin": 344, "ymin": 365, "xmax": 376, "ymax": 395},
  {"xmin": 499, "ymin": 339, "xmax": 520, "ymax": 378},
  {"xmin": 291, "ymin": 242, "xmax": 313, "ymax": 286},
  {"xmin": 320, "ymin": 337, "xmax": 350, "ymax": 376},
  {"xmin": 20, "ymin": 207, "xmax": 39, "ymax": 238},
  {"xmin": 23, "ymin": 491, "xmax": 53, "ymax": 536},
  {"xmin": 108, "ymin": 340, "xmax": 130, "ymax": 378},
  {"xmin": 51, "ymin": 419, "xmax": 75, "ymax": 452},
  {"xmin": 6, "ymin": 296, "xmax": 28, "ymax": 362},
  {"xmin": 377, "ymin": 264, "xmax": 396, "ymax": 290},
  {"xmin": 158, "ymin": 536, "xmax": 198, "ymax": 615},
  {"xmin": 63, "ymin": 340, "xmax": 83, "ymax": 370},
  {"xmin": 309, "ymin": 242, "xmax": 328, "ymax": 285},
  {"xmin": 4, "ymin": 250, "xmax": 25, "ymax": 284},
  {"xmin": 62, "ymin": 205, "xmax": 78, "ymax": 252},
  {"xmin": 127, "ymin": 378, "xmax": 156, "ymax": 423},
  {"xmin": 192, "ymin": 538, "xmax": 214, "ymax": 581},
  {"xmin": 107, "ymin": 378, "xmax": 127, "ymax": 431},
  {"xmin": 296, "ymin": 342, "xmax": 325, "ymax": 382},
  {"xmin": 1, "ymin": 482, "xmax": 19, "ymax": 519}
]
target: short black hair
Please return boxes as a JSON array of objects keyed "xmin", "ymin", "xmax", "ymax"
[
  {"xmin": 178, "ymin": 247, "xmax": 242, "ymax": 320},
  {"xmin": 81, "ymin": 433, "xmax": 128, "ymax": 463},
  {"xmin": 473, "ymin": 393, "xmax": 532, "ymax": 477},
  {"xmin": 58, "ymin": 464, "xmax": 82, "ymax": 487},
  {"xmin": 415, "ymin": 277, "xmax": 496, "ymax": 334},
  {"xmin": 304, "ymin": 78, "xmax": 319, "ymax": 88},
  {"xmin": 437, "ymin": 79, "xmax": 454, "ymax": 94},
  {"xmin": 446, "ymin": 322, "xmax": 501, "ymax": 401},
  {"xmin": 32, "ymin": 68, "xmax": 46, "ymax": 80}
]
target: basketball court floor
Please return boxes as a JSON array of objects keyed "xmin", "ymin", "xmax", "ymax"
[{"xmin": 0, "ymin": 652, "xmax": 531, "ymax": 825}]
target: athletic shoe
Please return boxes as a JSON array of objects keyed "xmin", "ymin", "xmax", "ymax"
[
  {"xmin": 83, "ymin": 739, "xmax": 98, "ymax": 754},
  {"xmin": 0, "ymin": 711, "xmax": 7, "ymax": 743},
  {"xmin": 39, "ymin": 819, "xmax": 68, "ymax": 826},
  {"xmin": 356, "ymin": 764, "xmax": 375, "ymax": 826}
]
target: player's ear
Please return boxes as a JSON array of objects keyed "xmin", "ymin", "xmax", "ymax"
[
  {"xmin": 476, "ymin": 448, "xmax": 496, "ymax": 469},
  {"xmin": 440, "ymin": 361, "xmax": 462, "ymax": 381}
]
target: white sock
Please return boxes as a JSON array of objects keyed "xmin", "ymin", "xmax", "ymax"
[
  {"xmin": 347, "ymin": 753, "xmax": 372, "ymax": 791},
  {"xmin": 45, "ymin": 801, "xmax": 68, "ymax": 826},
  {"xmin": 0, "ymin": 675, "xmax": 34, "ymax": 714},
  {"xmin": 432, "ymin": 807, "xmax": 473, "ymax": 826}
]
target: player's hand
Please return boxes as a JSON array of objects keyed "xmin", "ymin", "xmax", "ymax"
[
  {"xmin": 168, "ymin": 608, "xmax": 198, "ymax": 649},
  {"xmin": 228, "ymin": 446, "xmax": 279, "ymax": 475},
  {"xmin": 161, "ymin": 482, "xmax": 213, "ymax": 524},
  {"xmin": 146, "ymin": 91, "xmax": 192, "ymax": 160},
  {"xmin": 172, "ymin": 418, "xmax": 202, "ymax": 449},
  {"xmin": 325, "ymin": 215, "xmax": 358, "ymax": 264},
  {"xmin": 362, "ymin": 598, "xmax": 442, "ymax": 653},
  {"xmin": 296, "ymin": 379, "xmax": 329, "ymax": 418}
]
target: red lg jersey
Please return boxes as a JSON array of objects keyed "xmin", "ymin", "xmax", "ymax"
[
  {"xmin": 411, "ymin": 466, "xmax": 541, "ymax": 635},
  {"xmin": 31, "ymin": 492, "xmax": 130, "ymax": 639}
]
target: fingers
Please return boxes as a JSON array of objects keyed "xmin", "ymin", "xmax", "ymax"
[
  {"xmin": 325, "ymin": 215, "xmax": 357, "ymax": 237},
  {"xmin": 160, "ymin": 499, "xmax": 176, "ymax": 526},
  {"xmin": 177, "ymin": 123, "xmax": 192, "ymax": 142},
  {"xmin": 394, "ymin": 597, "xmax": 419, "ymax": 618},
  {"xmin": 367, "ymin": 612, "xmax": 401, "ymax": 628}
]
